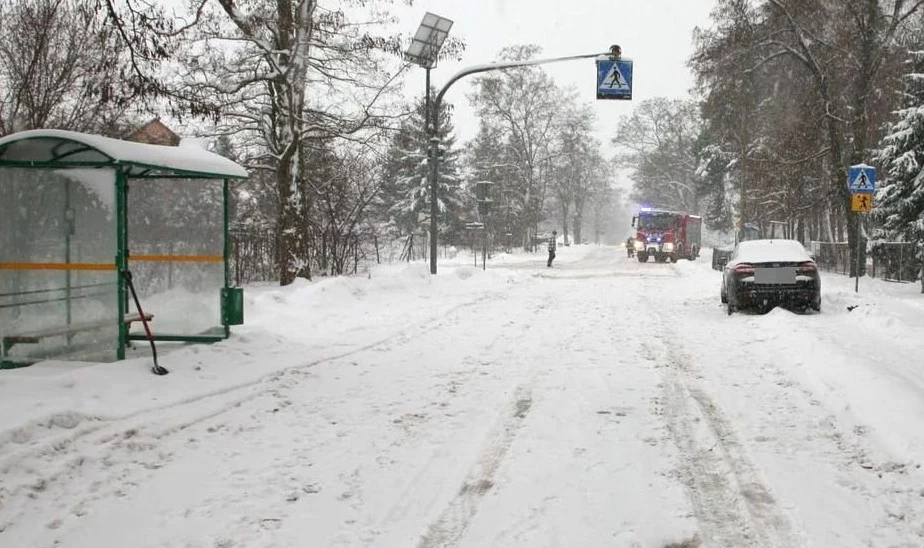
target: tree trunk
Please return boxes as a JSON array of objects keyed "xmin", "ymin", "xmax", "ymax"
[
  {"xmin": 276, "ymin": 159, "xmax": 311, "ymax": 285},
  {"xmin": 561, "ymin": 202, "xmax": 570, "ymax": 246},
  {"xmin": 819, "ymin": 91, "xmax": 863, "ymax": 275},
  {"xmin": 272, "ymin": 0, "xmax": 314, "ymax": 285},
  {"xmin": 573, "ymin": 197, "xmax": 585, "ymax": 245}
]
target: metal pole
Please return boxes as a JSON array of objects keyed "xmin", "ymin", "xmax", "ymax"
[
  {"xmin": 64, "ymin": 180, "xmax": 72, "ymax": 336},
  {"xmin": 429, "ymin": 139, "xmax": 438, "ymax": 274},
  {"xmin": 116, "ymin": 171, "xmax": 128, "ymax": 360},
  {"xmin": 427, "ymin": 50, "xmax": 612, "ymax": 275},
  {"xmin": 223, "ymin": 179, "xmax": 231, "ymax": 338},
  {"xmin": 426, "ymin": 67, "xmax": 439, "ymax": 275},
  {"xmin": 855, "ymin": 212, "xmax": 861, "ymax": 293}
]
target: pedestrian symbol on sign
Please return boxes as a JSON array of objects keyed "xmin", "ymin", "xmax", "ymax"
[
  {"xmin": 847, "ymin": 164, "xmax": 877, "ymax": 193},
  {"xmin": 601, "ymin": 63, "xmax": 629, "ymax": 91},
  {"xmin": 852, "ymin": 171, "xmax": 872, "ymax": 191},
  {"xmin": 596, "ymin": 58, "xmax": 633, "ymax": 100},
  {"xmin": 606, "ymin": 65, "xmax": 625, "ymax": 87}
]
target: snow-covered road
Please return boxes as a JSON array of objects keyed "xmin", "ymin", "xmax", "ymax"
[{"xmin": 2, "ymin": 246, "xmax": 924, "ymax": 547}]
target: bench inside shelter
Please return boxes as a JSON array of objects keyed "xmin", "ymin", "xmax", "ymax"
[{"xmin": 2, "ymin": 313, "xmax": 153, "ymax": 354}]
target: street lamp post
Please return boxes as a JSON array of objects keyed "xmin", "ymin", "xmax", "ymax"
[
  {"xmin": 405, "ymin": 13, "xmax": 454, "ymax": 275},
  {"xmin": 425, "ymin": 49, "xmax": 617, "ymax": 274}
]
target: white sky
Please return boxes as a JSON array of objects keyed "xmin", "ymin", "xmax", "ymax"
[{"xmin": 393, "ymin": 0, "xmax": 717, "ymax": 157}]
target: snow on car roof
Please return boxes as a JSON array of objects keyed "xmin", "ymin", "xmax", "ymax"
[
  {"xmin": 0, "ymin": 129, "xmax": 247, "ymax": 179},
  {"xmin": 732, "ymin": 239, "xmax": 812, "ymax": 264}
]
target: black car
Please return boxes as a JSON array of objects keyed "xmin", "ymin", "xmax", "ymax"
[{"xmin": 719, "ymin": 240, "xmax": 821, "ymax": 315}]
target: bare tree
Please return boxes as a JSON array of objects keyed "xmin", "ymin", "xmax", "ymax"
[
  {"xmin": 308, "ymin": 145, "xmax": 384, "ymax": 275},
  {"xmin": 613, "ymin": 98, "xmax": 702, "ymax": 214},
  {"xmin": 469, "ymin": 45, "xmax": 564, "ymax": 249},
  {"xmin": 550, "ymin": 101, "xmax": 607, "ymax": 245},
  {"xmin": 153, "ymin": 0, "xmax": 409, "ymax": 284},
  {"xmin": 0, "ymin": 0, "xmax": 144, "ymax": 136}
]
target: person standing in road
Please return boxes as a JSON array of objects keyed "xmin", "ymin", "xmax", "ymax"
[{"xmin": 547, "ymin": 230, "xmax": 557, "ymax": 267}]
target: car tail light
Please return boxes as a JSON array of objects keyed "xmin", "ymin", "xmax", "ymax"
[
  {"xmin": 733, "ymin": 263, "xmax": 754, "ymax": 276},
  {"xmin": 796, "ymin": 262, "xmax": 817, "ymax": 275}
]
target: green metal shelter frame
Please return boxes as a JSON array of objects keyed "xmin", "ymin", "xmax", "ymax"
[{"xmin": 0, "ymin": 129, "xmax": 248, "ymax": 368}]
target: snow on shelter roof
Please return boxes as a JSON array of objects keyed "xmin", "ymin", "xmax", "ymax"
[{"xmin": 0, "ymin": 129, "xmax": 247, "ymax": 179}]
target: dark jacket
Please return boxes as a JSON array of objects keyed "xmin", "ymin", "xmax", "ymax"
[{"xmin": 548, "ymin": 236, "xmax": 557, "ymax": 252}]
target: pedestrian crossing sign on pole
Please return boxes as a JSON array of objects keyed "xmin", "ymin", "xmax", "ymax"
[
  {"xmin": 847, "ymin": 164, "xmax": 876, "ymax": 193},
  {"xmin": 596, "ymin": 58, "xmax": 633, "ymax": 100}
]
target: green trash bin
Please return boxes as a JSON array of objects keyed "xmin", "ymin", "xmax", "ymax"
[{"xmin": 222, "ymin": 287, "xmax": 244, "ymax": 326}]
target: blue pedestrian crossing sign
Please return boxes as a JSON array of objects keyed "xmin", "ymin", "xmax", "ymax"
[
  {"xmin": 596, "ymin": 58, "xmax": 633, "ymax": 100},
  {"xmin": 848, "ymin": 164, "xmax": 876, "ymax": 193}
]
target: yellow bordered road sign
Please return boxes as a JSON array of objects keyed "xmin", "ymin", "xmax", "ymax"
[{"xmin": 851, "ymin": 193, "xmax": 873, "ymax": 213}]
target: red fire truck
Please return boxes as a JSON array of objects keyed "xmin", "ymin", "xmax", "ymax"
[{"xmin": 630, "ymin": 208, "xmax": 702, "ymax": 263}]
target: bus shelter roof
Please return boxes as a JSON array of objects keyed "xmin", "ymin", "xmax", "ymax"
[{"xmin": 0, "ymin": 129, "xmax": 247, "ymax": 179}]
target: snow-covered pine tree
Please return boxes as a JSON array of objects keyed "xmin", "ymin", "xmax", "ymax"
[
  {"xmin": 874, "ymin": 49, "xmax": 924, "ymax": 292},
  {"xmin": 465, "ymin": 121, "xmax": 512, "ymax": 238},
  {"xmin": 380, "ymin": 92, "xmax": 464, "ymax": 243}
]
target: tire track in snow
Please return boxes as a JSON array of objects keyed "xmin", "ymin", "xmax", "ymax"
[
  {"xmin": 1, "ymin": 292, "xmax": 501, "ymax": 471},
  {"xmin": 412, "ymin": 271, "xmax": 610, "ymax": 548},
  {"xmin": 359, "ymin": 289, "xmax": 559, "ymax": 545},
  {"xmin": 416, "ymin": 383, "xmax": 535, "ymax": 548},
  {"xmin": 0, "ymin": 293, "xmax": 505, "ymax": 534},
  {"xmin": 637, "ymin": 272, "xmax": 803, "ymax": 547},
  {"xmin": 658, "ymin": 351, "xmax": 802, "ymax": 548},
  {"xmin": 411, "ymin": 284, "xmax": 571, "ymax": 548}
]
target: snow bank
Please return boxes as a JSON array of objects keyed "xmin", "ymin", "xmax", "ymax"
[{"xmin": 0, "ymin": 261, "xmax": 533, "ymax": 446}]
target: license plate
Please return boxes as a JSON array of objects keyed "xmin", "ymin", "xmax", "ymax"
[{"xmin": 754, "ymin": 267, "xmax": 796, "ymax": 284}]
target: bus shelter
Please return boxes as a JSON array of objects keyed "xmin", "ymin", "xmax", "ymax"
[{"xmin": 0, "ymin": 129, "xmax": 248, "ymax": 369}]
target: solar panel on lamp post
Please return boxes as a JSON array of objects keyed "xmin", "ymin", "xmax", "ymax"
[{"xmin": 405, "ymin": 12, "xmax": 453, "ymax": 275}]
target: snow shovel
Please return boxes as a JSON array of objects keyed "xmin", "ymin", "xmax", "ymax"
[{"xmin": 123, "ymin": 270, "xmax": 168, "ymax": 376}]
